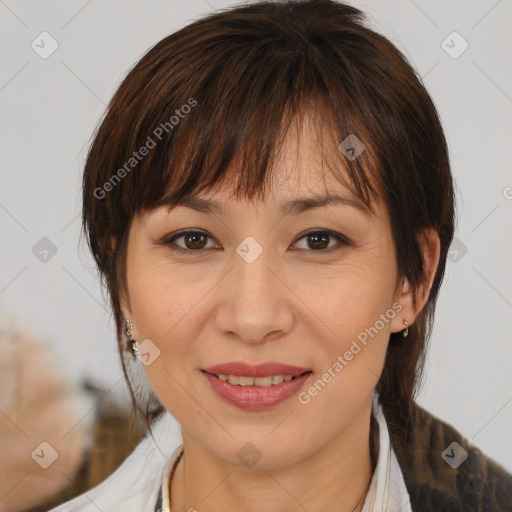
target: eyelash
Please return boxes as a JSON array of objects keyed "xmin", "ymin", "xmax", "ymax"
[{"xmin": 160, "ymin": 229, "xmax": 352, "ymax": 255}]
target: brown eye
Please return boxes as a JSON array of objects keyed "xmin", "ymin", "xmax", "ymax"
[
  {"xmin": 163, "ymin": 230, "xmax": 217, "ymax": 254},
  {"xmin": 306, "ymin": 232, "xmax": 330, "ymax": 250},
  {"xmin": 182, "ymin": 232, "xmax": 208, "ymax": 250},
  {"xmin": 292, "ymin": 230, "xmax": 351, "ymax": 252}
]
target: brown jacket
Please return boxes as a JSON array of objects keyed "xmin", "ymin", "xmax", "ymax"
[{"xmin": 386, "ymin": 401, "xmax": 512, "ymax": 511}]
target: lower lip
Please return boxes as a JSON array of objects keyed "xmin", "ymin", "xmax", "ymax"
[{"xmin": 202, "ymin": 371, "xmax": 312, "ymax": 410}]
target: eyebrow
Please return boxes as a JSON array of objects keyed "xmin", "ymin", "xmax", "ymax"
[{"xmin": 154, "ymin": 193, "xmax": 372, "ymax": 217}]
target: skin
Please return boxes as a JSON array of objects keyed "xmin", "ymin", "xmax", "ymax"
[{"xmin": 120, "ymin": 115, "xmax": 440, "ymax": 512}]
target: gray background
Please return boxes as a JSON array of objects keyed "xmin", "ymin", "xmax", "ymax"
[{"xmin": 1, "ymin": 0, "xmax": 511, "ymax": 471}]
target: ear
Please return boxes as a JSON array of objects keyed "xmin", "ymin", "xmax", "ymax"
[
  {"xmin": 118, "ymin": 271, "xmax": 138, "ymax": 340},
  {"xmin": 111, "ymin": 234, "xmax": 133, "ymax": 325},
  {"xmin": 119, "ymin": 289, "xmax": 132, "ymax": 325},
  {"xmin": 390, "ymin": 228, "xmax": 441, "ymax": 333}
]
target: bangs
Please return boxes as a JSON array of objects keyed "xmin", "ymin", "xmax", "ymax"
[{"xmin": 152, "ymin": 96, "xmax": 380, "ymax": 215}]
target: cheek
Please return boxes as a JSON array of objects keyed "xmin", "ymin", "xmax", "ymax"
[
  {"xmin": 127, "ymin": 246, "xmax": 206, "ymax": 342},
  {"xmin": 313, "ymin": 284, "xmax": 392, "ymax": 387},
  {"xmin": 297, "ymin": 251, "xmax": 397, "ymax": 343},
  {"xmin": 126, "ymin": 255, "xmax": 213, "ymax": 401},
  {"xmin": 296, "ymin": 278, "xmax": 394, "ymax": 428}
]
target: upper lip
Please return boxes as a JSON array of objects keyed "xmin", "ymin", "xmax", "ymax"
[{"xmin": 202, "ymin": 362, "xmax": 312, "ymax": 378}]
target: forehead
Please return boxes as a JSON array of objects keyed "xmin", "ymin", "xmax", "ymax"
[{"xmin": 191, "ymin": 163, "xmax": 366, "ymax": 213}]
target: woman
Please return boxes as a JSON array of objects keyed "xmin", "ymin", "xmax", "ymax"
[{"xmin": 51, "ymin": 0, "xmax": 512, "ymax": 511}]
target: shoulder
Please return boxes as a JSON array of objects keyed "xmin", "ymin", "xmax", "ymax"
[
  {"xmin": 385, "ymin": 400, "xmax": 512, "ymax": 512},
  {"xmin": 48, "ymin": 412, "xmax": 182, "ymax": 512}
]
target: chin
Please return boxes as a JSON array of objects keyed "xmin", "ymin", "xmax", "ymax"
[{"xmin": 206, "ymin": 434, "xmax": 313, "ymax": 470}]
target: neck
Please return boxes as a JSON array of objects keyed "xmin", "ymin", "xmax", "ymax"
[{"xmin": 171, "ymin": 399, "xmax": 375, "ymax": 512}]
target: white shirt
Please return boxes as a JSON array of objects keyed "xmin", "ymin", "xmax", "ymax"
[{"xmin": 49, "ymin": 392, "xmax": 412, "ymax": 512}]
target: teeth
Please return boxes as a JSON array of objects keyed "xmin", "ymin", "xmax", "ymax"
[
  {"xmin": 238, "ymin": 376, "xmax": 253, "ymax": 386},
  {"xmin": 216, "ymin": 374, "xmax": 301, "ymax": 386},
  {"xmin": 272, "ymin": 375, "xmax": 284, "ymax": 385}
]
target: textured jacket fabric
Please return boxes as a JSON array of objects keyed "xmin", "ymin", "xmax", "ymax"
[{"xmin": 386, "ymin": 401, "xmax": 512, "ymax": 511}]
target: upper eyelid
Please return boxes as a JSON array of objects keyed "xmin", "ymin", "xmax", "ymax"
[{"xmin": 163, "ymin": 229, "xmax": 217, "ymax": 245}]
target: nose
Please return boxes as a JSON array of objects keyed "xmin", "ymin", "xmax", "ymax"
[{"xmin": 215, "ymin": 244, "xmax": 294, "ymax": 345}]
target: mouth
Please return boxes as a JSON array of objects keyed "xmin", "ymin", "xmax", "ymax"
[
  {"xmin": 200, "ymin": 363, "xmax": 313, "ymax": 410},
  {"xmin": 201, "ymin": 370, "xmax": 312, "ymax": 387}
]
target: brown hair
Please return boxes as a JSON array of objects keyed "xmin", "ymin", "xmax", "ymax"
[{"xmin": 81, "ymin": 0, "xmax": 455, "ymax": 433}]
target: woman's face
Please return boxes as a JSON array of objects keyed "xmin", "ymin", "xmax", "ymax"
[{"xmin": 121, "ymin": 120, "xmax": 408, "ymax": 468}]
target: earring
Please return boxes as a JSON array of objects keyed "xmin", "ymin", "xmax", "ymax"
[
  {"xmin": 125, "ymin": 318, "xmax": 139, "ymax": 354},
  {"xmin": 402, "ymin": 320, "xmax": 409, "ymax": 338}
]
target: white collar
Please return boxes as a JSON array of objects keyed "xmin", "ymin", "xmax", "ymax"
[
  {"xmin": 47, "ymin": 410, "xmax": 183, "ymax": 512},
  {"xmin": 361, "ymin": 392, "xmax": 412, "ymax": 511}
]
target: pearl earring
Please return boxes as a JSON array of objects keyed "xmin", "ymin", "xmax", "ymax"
[{"xmin": 125, "ymin": 318, "xmax": 139, "ymax": 354}]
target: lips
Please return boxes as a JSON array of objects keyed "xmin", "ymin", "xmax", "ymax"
[
  {"xmin": 201, "ymin": 361, "xmax": 313, "ymax": 410},
  {"xmin": 202, "ymin": 362, "xmax": 311, "ymax": 378}
]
